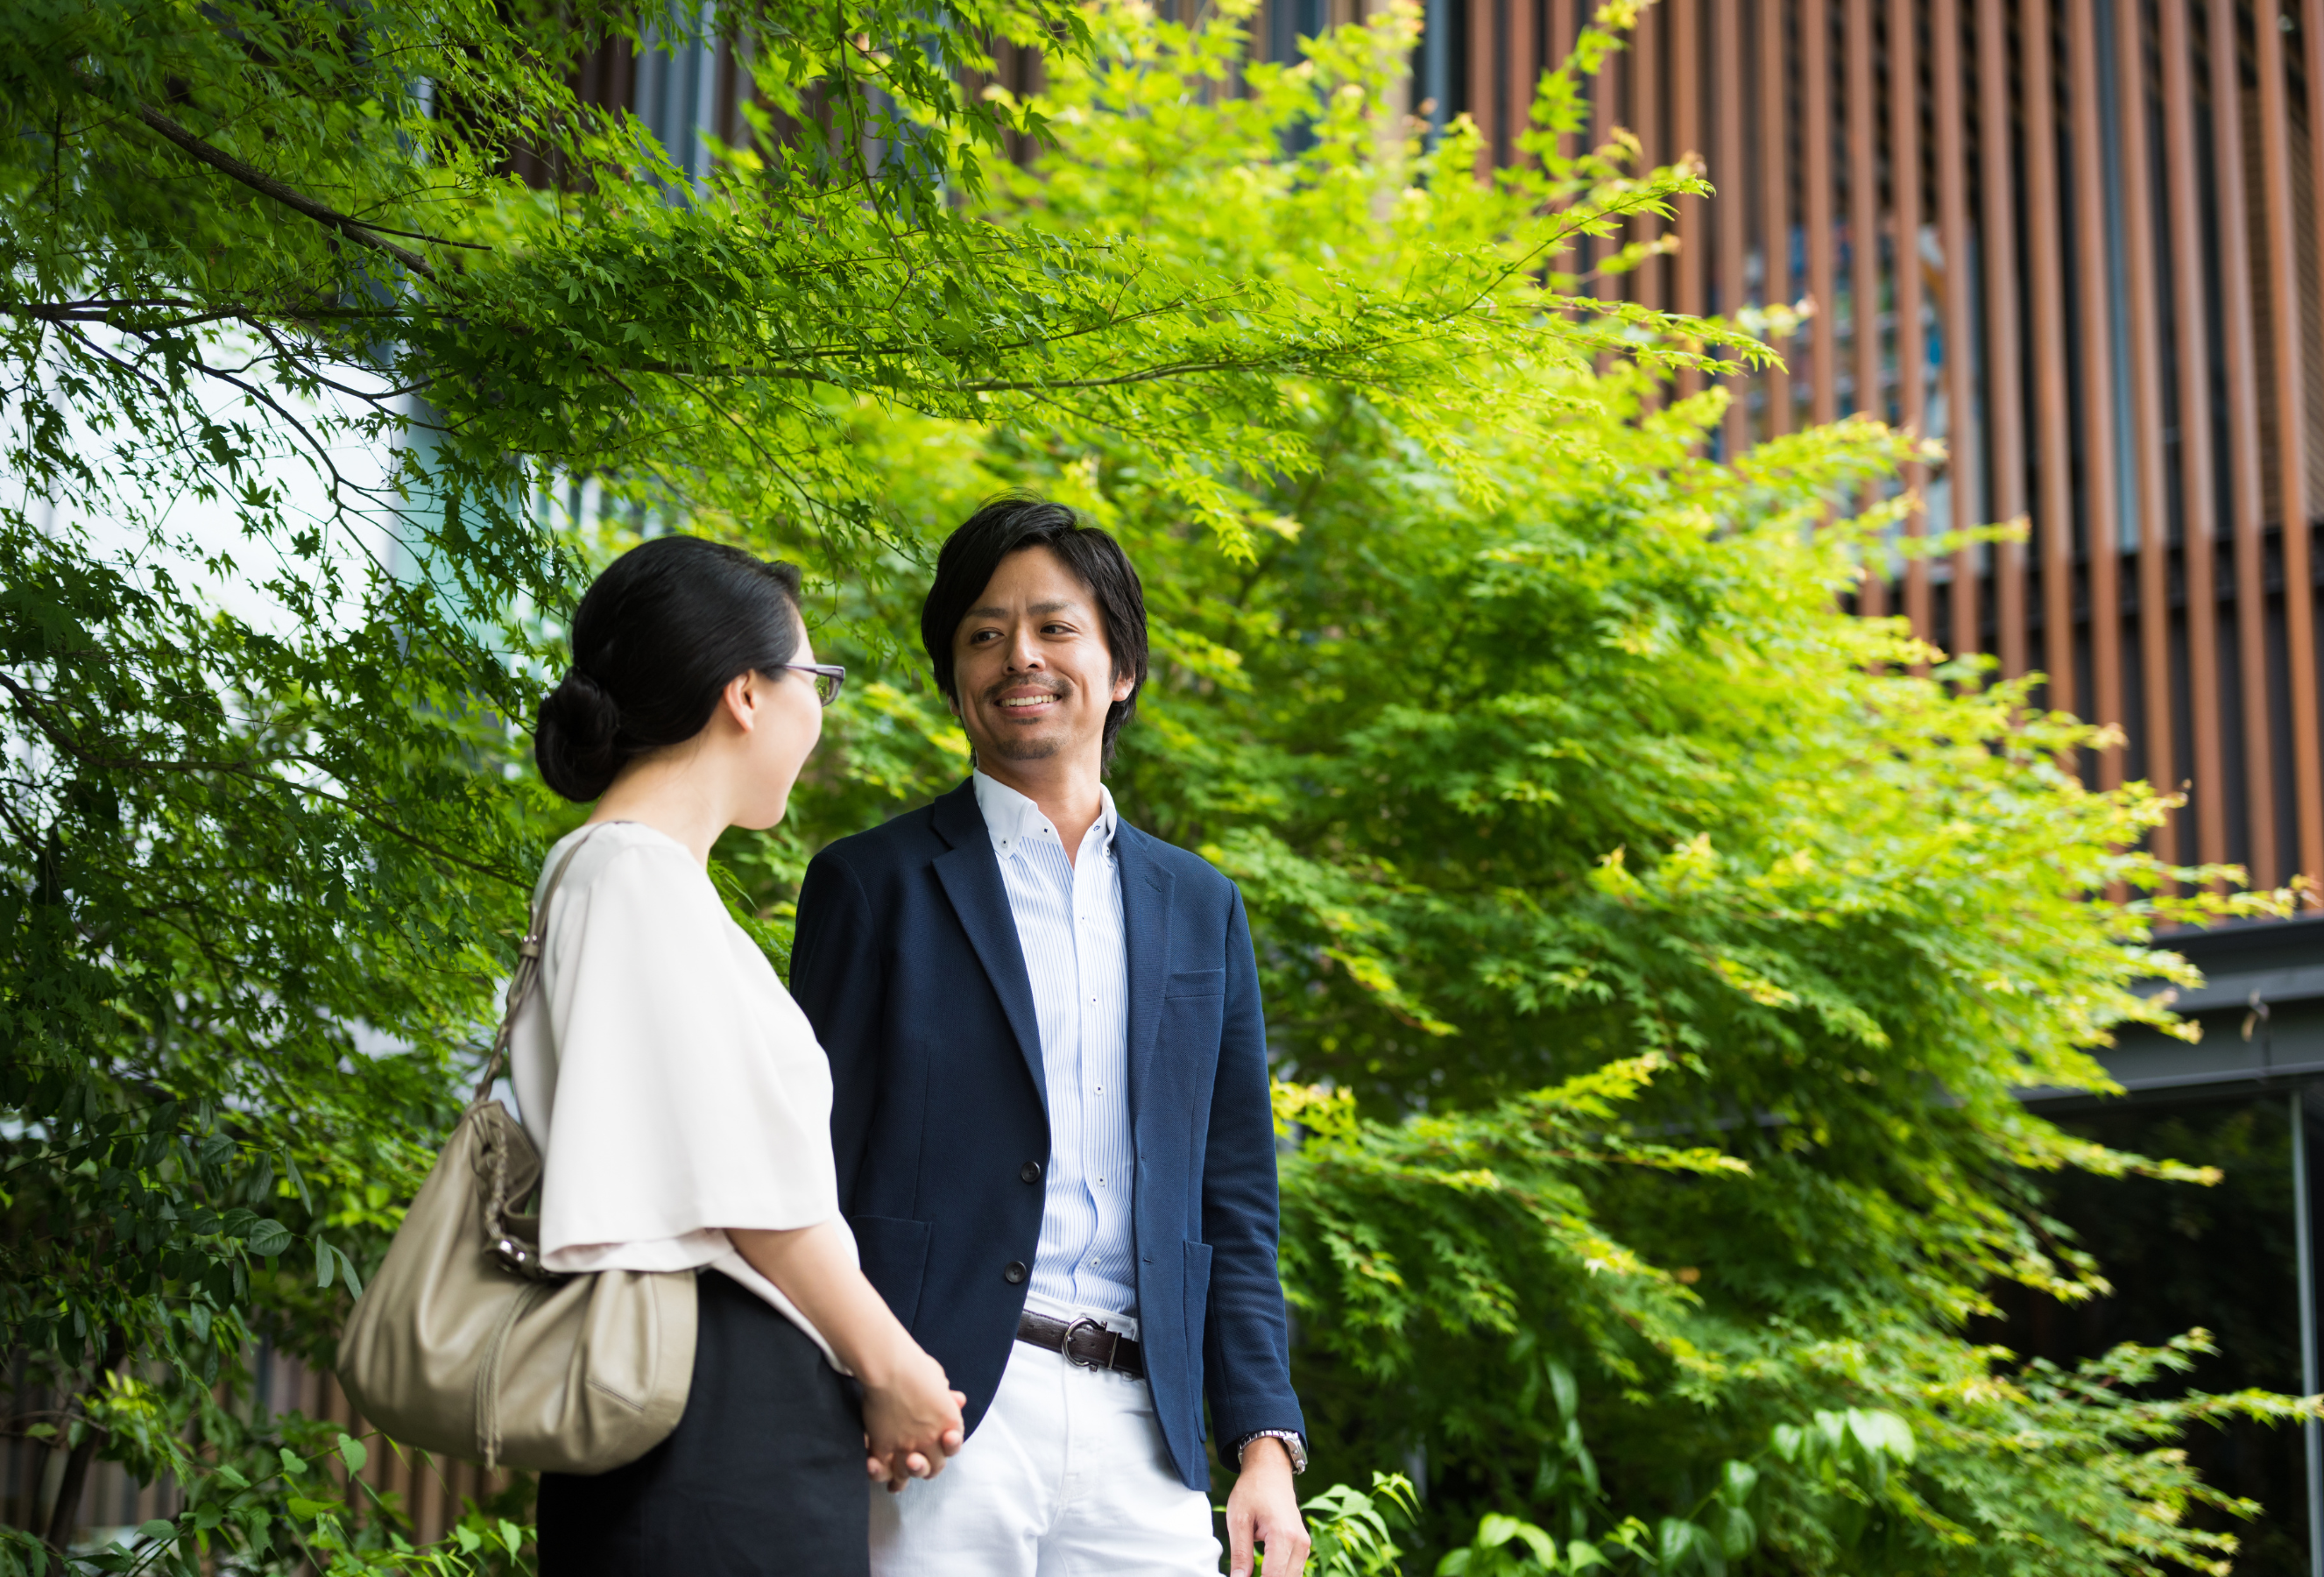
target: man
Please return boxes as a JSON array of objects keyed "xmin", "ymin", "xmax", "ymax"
[{"xmin": 790, "ymin": 496, "xmax": 1310, "ymax": 1577}]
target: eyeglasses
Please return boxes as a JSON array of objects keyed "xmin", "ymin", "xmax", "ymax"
[{"xmin": 782, "ymin": 663, "xmax": 847, "ymax": 706}]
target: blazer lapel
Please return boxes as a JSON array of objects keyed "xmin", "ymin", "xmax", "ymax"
[
  {"xmin": 929, "ymin": 781, "xmax": 1049, "ymax": 1111},
  {"xmin": 1113, "ymin": 825, "xmax": 1174, "ymax": 1129}
]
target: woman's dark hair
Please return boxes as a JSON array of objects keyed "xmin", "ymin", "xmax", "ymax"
[
  {"xmin": 920, "ymin": 494, "xmax": 1149, "ymax": 763},
  {"xmin": 535, "ymin": 535, "xmax": 806, "ymax": 801}
]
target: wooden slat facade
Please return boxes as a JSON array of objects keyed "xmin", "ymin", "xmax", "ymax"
[{"xmin": 1395, "ymin": 0, "xmax": 2324, "ymax": 906}]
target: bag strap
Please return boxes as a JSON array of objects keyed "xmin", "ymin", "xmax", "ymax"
[{"xmin": 471, "ymin": 824, "xmax": 619, "ymax": 1104}]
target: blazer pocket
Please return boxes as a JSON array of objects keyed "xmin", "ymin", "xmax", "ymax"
[
  {"xmin": 1182, "ymin": 1239, "xmax": 1215, "ymax": 1439},
  {"xmin": 849, "ymin": 1215, "xmax": 931, "ymax": 1330},
  {"xmin": 1165, "ymin": 968, "xmax": 1226, "ymax": 998}
]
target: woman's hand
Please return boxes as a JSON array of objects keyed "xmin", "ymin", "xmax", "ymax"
[
  {"xmin": 863, "ymin": 1386, "xmax": 969, "ymax": 1489},
  {"xmin": 858, "ymin": 1347, "xmax": 965, "ymax": 1491}
]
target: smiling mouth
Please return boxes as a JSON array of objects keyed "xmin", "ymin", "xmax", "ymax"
[{"xmin": 993, "ymin": 686, "xmax": 1065, "ymax": 715}]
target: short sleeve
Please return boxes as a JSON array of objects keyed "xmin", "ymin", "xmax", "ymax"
[{"xmin": 528, "ymin": 839, "xmax": 841, "ymax": 1268}]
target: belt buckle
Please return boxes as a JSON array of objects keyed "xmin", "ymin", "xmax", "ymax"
[{"xmin": 1061, "ymin": 1316, "xmax": 1113, "ymax": 1370}]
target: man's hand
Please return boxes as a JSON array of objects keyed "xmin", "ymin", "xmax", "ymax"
[
  {"xmin": 863, "ymin": 1389, "xmax": 968, "ymax": 1492},
  {"xmin": 854, "ymin": 1324, "xmax": 966, "ymax": 1491},
  {"xmin": 1226, "ymin": 1437, "xmax": 1310, "ymax": 1577}
]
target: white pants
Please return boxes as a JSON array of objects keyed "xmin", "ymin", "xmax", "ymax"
[{"xmin": 868, "ymin": 1302, "xmax": 1221, "ymax": 1577}]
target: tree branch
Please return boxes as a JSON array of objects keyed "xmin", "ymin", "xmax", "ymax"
[
  {"xmin": 42, "ymin": 1326, "xmax": 128, "ymax": 1552},
  {"xmin": 0, "ymin": 300, "xmax": 404, "ymax": 328},
  {"xmin": 74, "ymin": 83, "xmax": 443, "ymax": 282}
]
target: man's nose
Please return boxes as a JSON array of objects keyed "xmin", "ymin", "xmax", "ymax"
[{"xmin": 1004, "ymin": 626, "xmax": 1044, "ymax": 671}]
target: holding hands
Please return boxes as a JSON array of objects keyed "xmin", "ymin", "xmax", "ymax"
[
  {"xmin": 859, "ymin": 1348, "xmax": 967, "ymax": 1489},
  {"xmin": 727, "ymin": 1220, "xmax": 964, "ymax": 1490}
]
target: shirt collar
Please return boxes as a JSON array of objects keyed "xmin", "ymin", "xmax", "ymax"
[{"xmin": 972, "ymin": 770, "xmax": 1118, "ymax": 860}]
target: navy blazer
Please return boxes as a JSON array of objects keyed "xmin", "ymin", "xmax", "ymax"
[{"xmin": 789, "ymin": 779, "xmax": 1303, "ymax": 1490}]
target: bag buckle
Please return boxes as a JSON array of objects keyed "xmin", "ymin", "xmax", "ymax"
[{"xmin": 491, "ymin": 1236, "xmax": 552, "ymax": 1280}]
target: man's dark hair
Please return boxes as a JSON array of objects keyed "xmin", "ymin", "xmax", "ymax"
[{"xmin": 921, "ymin": 493, "xmax": 1149, "ymax": 764}]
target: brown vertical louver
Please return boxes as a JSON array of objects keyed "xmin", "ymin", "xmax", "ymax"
[
  {"xmin": 1594, "ymin": 3, "xmax": 1621, "ymax": 149},
  {"xmin": 2256, "ymin": 0, "xmax": 2306, "ymax": 581},
  {"xmin": 2162, "ymin": 0, "xmax": 2233, "ymax": 869},
  {"xmin": 2296, "ymin": 0, "xmax": 2324, "ymax": 900},
  {"xmin": 1591, "ymin": 0, "xmax": 1620, "ymax": 320},
  {"xmin": 1978, "ymin": 0, "xmax": 2031, "ymax": 678},
  {"xmin": 1891, "ymin": 0, "xmax": 1932, "ymax": 646},
  {"xmin": 2263, "ymin": 0, "xmax": 2322, "ymax": 895},
  {"xmin": 1933, "ymin": 0, "xmax": 1978, "ymax": 658},
  {"xmin": 1762, "ymin": 0, "xmax": 1797, "ymax": 435},
  {"xmin": 2068, "ymin": 0, "xmax": 2127, "ymax": 787},
  {"xmin": 1524, "ymin": 0, "xmax": 1543, "ymax": 161},
  {"xmin": 2207, "ymin": 0, "xmax": 2281, "ymax": 886},
  {"xmin": 2024, "ymin": 0, "xmax": 2079, "ymax": 717},
  {"xmin": 2116, "ymin": 0, "xmax": 2182, "ymax": 866},
  {"xmin": 1806, "ymin": 0, "xmax": 1840, "ymax": 428},
  {"xmin": 1635, "ymin": 0, "xmax": 1665, "ymax": 315},
  {"xmin": 1849, "ymin": 0, "xmax": 1890, "ymax": 615},
  {"xmin": 1719, "ymin": 0, "xmax": 1752, "ymax": 458},
  {"xmin": 1472, "ymin": 0, "xmax": 1499, "ymax": 175},
  {"xmin": 1676, "ymin": 0, "xmax": 1708, "ymax": 402}
]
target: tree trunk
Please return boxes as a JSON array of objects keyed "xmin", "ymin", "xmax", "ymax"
[{"xmin": 43, "ymin": 1326, "xmax": 127, "ymax": 1551}]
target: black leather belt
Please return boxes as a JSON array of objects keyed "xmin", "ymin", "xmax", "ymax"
[{"xmin": 1015, "ymin": 1309, "xmax": 1144, "ymax": 1378}]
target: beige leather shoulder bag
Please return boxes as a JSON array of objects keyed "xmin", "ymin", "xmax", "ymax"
[{"xmin": 337, "ymin": 827, "xmax": 697, "ymax": 1474}]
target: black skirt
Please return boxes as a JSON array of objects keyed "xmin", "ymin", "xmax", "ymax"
[{"xmin": 538, "ymin": 1270, "xmax": 868, "ymax": 1576}]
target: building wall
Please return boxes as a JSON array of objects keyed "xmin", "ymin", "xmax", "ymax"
[{"xmin": 1432, "ymin": 0, "xmax": 2324, "ymax": 902}]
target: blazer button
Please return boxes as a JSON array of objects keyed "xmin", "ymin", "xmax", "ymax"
[
  {"xmin": 1021, "ymin": 1162, "xmax": 1042, "ymax": 1185},
  {"xmin": 1003, "ymin": 1261, "xmax": 1028, "ymax": 1284}
]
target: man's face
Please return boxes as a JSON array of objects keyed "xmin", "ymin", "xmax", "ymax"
[{"xmin": 950, "ymin": 546, "xmax": 1135, "ymax": 768}]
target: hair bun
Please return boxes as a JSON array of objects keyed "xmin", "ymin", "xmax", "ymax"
[
  {"xmin": 533, "ymin": 537, "xmax": 806, "ymax": 803},
  {"xmin": 535, "ymin": 667, "xmax": 625, "ymax": 802}
]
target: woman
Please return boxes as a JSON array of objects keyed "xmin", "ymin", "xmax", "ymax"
[{"xmin": 514, "ymin": 535, "xmax": 961, "ymax": 1575}]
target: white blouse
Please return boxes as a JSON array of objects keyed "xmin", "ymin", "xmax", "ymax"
[{"xmin": 508, "ymin": 821, "xmax": 853, "ymax": 1368}]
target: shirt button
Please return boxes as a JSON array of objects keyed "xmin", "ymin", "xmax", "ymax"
[
  {"xmin": 1021, "ymin": 1161, "xmax": 1042, "ymax": 1185},
  {"xmin": 1003, "ymin": 1261, "xmax": 1028, "ymax": 1284}
]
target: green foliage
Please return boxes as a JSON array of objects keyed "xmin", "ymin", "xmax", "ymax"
[
  {"xmin": 758, "ymin": 4, "xmax": 2314, "ymax": 1573},
  {"xmin": 2, "ymin": 0, "xmax": 2308, "ymax": 1570},
  {"xmin": 5, "ymin": 0, "xmax": 1708, "ymax": 1557},
  {"xmin": 0, "ymin": 1412, "xmax": 533, "ymax": 1575},
  {"xmin": 1306, "ymin": 1472, "xmax": 1423, "ymax": 1577}
]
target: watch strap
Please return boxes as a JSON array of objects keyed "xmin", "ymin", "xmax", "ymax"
[{"xmin": 1232, "ymin": 1428, "xmax": 1309, "ymax": 1474}]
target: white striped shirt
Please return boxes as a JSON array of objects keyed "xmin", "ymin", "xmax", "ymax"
[{"xmin": 973, "ymin": 771, "xmax": 1139, "ymax": 1315}]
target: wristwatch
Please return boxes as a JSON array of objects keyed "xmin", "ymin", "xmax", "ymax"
[{"xmin": 1232, "ymin": 1429, "xmax": 1309, "ymax": 1474}]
